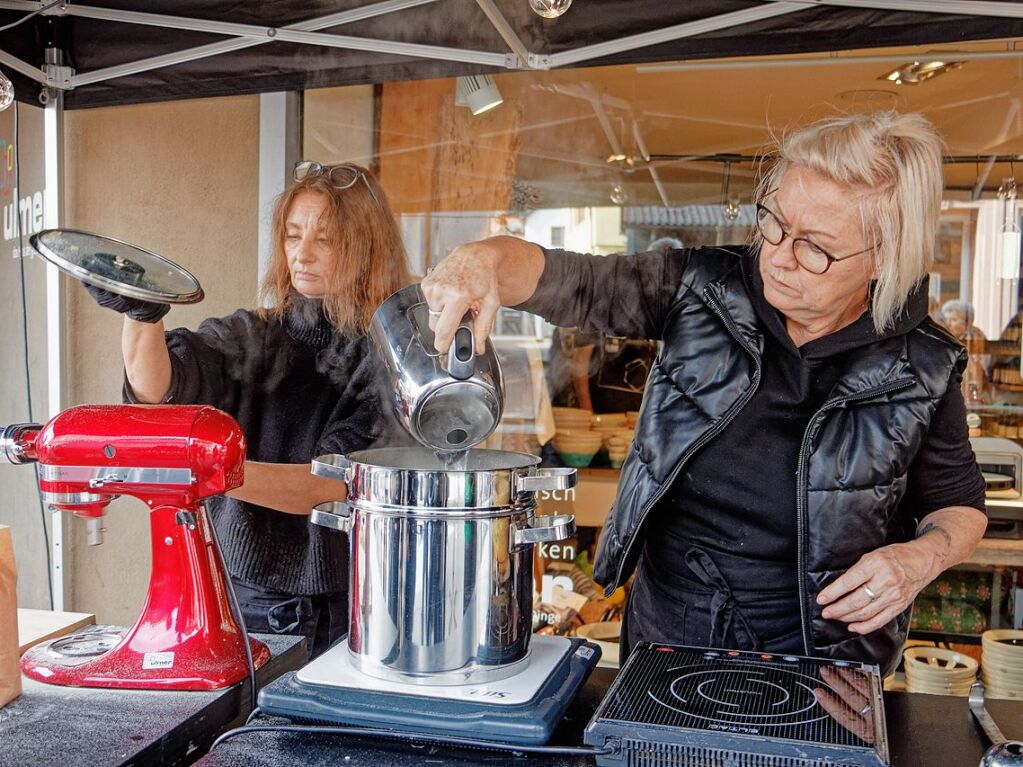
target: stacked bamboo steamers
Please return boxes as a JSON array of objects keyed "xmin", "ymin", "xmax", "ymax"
[
  {"xmin": 981, "ymin": 630, "xmax": 1023, "ymax": 699},
  {"xmin": 902, "ymin": 647, "xmax": 979, "ymax": 696}
]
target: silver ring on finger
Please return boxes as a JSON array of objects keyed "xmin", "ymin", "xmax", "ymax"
[
  {"xmin": 863, "ymin": 585, "xmax": 878, "ymax": 602},
  {"xmin": 428, "ymin": 309, "xmax": 443, "ymax": 317}
]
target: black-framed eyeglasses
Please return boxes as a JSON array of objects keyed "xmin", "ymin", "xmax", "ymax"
[
  {"xmin": 755, "ymin": 198, "xmax": 877, "ymax": 275},
  {"xmin": 293, "ymin": 160, "xmax": 379, "ymax": 205}
]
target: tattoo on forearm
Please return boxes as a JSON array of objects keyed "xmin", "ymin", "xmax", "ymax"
[{"xmin": 916, "ymin": 522, "xmax": 953, "ymax": 552}]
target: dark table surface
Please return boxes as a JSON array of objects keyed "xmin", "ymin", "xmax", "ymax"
[
  {"xmin": 196, "ymin": 667, "xmax": 1023, "ymax": 767},
  {"xmin": 0, "ymin": 633, "xmax": 306, "ymax": 767}
]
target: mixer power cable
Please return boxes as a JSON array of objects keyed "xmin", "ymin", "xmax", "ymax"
[
  {"xmin": 203, "ymin": 501, "xmax": 259, "ymax": 714},
  {"xmin": 209, "ymin": 723, "xmax": 617, "ymax": 757}
]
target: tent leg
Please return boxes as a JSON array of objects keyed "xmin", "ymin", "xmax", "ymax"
[{"xmin": 43, "ymin": 88, "xmax": 66, "ymax": 611}]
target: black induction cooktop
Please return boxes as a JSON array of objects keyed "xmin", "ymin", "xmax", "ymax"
[{"xmin": 584, "ymin": 642, "xmax": 889, "ymax": 767}]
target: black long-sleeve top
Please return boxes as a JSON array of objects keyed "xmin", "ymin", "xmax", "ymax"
[{"xmin": 125, "ymin": 300, "xmax": 390, "ymax": 595}]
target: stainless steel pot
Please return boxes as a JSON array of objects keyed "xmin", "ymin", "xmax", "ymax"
[
  {"xmin": 369, "ymin": 284, "xmax": 504, "ymax": 452},
  {"xmin": 310, "ymin": 447, "xmax": 576, "ymax": 685}
]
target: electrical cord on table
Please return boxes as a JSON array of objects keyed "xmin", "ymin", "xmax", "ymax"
[
  {"xmin": 203, "ymin": 501, "xmax": 258, "ymax": 713},
  {"xmin": 14, "ymin": 99, "xmax": 54, "ymax": 609},
  {"xmin": 209, "ymin": 722, "xmax": 617, "ymax": 757}
]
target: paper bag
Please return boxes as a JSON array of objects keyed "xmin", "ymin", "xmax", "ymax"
[{"xmin": 0, "ymin": 525, "xmax": 21, "ymax": 707}]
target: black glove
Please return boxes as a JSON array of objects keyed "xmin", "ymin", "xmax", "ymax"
[{"xmin": 84, "ymin": 282, "xmax": 170, "ymax": 324}]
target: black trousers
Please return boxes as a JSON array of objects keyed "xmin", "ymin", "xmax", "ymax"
[
  {"xmin": 232, "ymin": 580, "xmax": 348, "ymax": 659},
  {"xmin": 623, "ymin": 546, "xmax": 804, "ymax": 661}
]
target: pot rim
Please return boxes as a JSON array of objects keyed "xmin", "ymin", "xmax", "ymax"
[{"xmin": 344, "ymin": 446, "xmax": 542, "ymax": 473}]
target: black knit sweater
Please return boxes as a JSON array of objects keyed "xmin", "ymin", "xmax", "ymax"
[{"xmin": 125, "ymin": 299, "xmax": 390, "ymax": 595}]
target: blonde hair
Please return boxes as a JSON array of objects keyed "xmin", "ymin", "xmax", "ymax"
[
  {"xmin": 258, "ymin": 163, "xmax": 413, "ymax": 334},
  {"xmin": 756, "ymin": 112, "xmax": 944, "ymax": 332}
]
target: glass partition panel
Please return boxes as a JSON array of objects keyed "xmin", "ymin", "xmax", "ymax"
[{"xmin": 303, "ymin": 45, "xmax": 1023, "ymax": 463}]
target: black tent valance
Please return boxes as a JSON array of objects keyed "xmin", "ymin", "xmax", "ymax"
[{"xmin": 1, "ymin": 0, "xmax": 1022, "ymax": 109}]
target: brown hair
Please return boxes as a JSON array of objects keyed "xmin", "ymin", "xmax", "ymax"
[{"xmin": 258, "ymin": 163, "xmax": 412, "ymax": 334}]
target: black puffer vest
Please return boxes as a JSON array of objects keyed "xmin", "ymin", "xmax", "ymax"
[{"xmin": 594, "ymin": 249, "xmax": 965, "ymax": 673}]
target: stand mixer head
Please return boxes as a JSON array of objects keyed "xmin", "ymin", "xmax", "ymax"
[{"xmin": 1, "ymin": 404, "xmax": 270, "ymax": 689}]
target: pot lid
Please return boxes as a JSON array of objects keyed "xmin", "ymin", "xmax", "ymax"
[{"xmin": 30, "ymin": 228, "xmax": 204, "ymax": 304}]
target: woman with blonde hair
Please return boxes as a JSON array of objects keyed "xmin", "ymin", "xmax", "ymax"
[
  {"xmin": 422, "ymin": 112, "xmax": 987, "ymax": 678},
  {"xmin": 85, "ymin": 161, "xmax": 412, "ymax": 656}
]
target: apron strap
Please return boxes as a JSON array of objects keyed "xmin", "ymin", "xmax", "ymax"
[{"xmin": 684, "ymin": 547, "xmax": 762, "ymax": 650}]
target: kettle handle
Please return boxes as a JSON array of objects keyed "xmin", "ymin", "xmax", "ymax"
[
  {"xmin": 446, "ymin": 319, "xmax": 476, "ymax": 380},
  {"xmin": 310, "ymin": 501, "xmax": 352, "ymax": 533},
  {"xmin": 513, "ymin": 513, "xmax": 576, "ymax": 546}
]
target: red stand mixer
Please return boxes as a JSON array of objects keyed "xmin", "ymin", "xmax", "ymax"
[{"xmin": 1, "ymin": 404, "xmax": 270, "ymax": 690}]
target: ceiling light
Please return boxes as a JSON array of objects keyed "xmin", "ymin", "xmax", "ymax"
[
  {"xmin": 879, "ymin": 60, "xmax": 964, "ymax": 86},
  {"xmin": 0, "ymin": 70, "xmax": 13, "ymax": 112},
  {"xmin": 529, "ymin": 0, "xmax": 572, "ymax": 18},
  {"xmin": 610, "ymin": 184, "xmax": 628, "ymax": 205},
  {"xmin": 455, "ymin": 74, "xmax": 503, "ymax": 116}
]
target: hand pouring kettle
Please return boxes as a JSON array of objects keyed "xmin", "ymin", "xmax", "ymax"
[{"xmin": 370, "ymin": 283, "xmax": 503, "ymax": 451}]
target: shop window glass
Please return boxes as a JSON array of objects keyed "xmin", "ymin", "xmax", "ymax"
[{"xmin": 301, "ymin": 53, "xmax": 1023, "ymax": 462}]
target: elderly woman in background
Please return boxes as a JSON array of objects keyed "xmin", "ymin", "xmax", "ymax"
[
  {"xmin": 422, "ymin": 112, "xmax": 986, "ymax": 676},
  {"xmin": 941, "ymin": 299, "xmax": 987, "ymax": 350},
  {"xmin": 84, "ymin": 162, "xmax": 412, "ymax": 656},
  {"xmin": 941, "ymin": 299, "xmax": 989, "ymax": 400}
]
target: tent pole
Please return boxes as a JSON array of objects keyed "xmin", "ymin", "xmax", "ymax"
[
  {"xmin": 257, "ymin": 92, "xmax": 301, "ymax": 291},
  {"xmin": 42, "ymin": 87, "xmax": 66, "ymax": 610},
  {"xmin": 0, "ymin": 49, "xmax": 47, "ymax": 84},
  {"xmin": 72, "ymin": 0, "xmax": 448, "ymax": 88},
  {"xmin": 638, "ymin": 47, "xmax": 1023, "ymax": 74},
  {"xmin": 548, "ymin": 3, "xmax": 806, "ymax": 68},
  {"xmin": 473, "ymin": 0, "xmax": 537, "ymax": 69}
]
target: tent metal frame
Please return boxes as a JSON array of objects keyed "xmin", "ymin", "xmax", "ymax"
[
  {"xmin": 3, "ymin": 0, "xmax": 1023, "ymax": 93},
  {"xmin": 2, "ymin": 0, "xmax": 1021, "ymax": 619}
]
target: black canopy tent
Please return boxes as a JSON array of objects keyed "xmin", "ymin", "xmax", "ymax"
[
  {"xmin": 0, "ymin": 0, "xmax": 1021, "ymax": 618},
  {"xmin": 0, "ymin": 0, "xmax": 1022, "ymax": 110}
]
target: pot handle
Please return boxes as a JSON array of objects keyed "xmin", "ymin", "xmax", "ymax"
[
  {"xmin": 310, "ymin": 501, "xmax": 352, "ymax": 533},
  {"xmin": 513, "ymin": 513, "xmax": 576, "ymax": 546},
  {"xmin": 516, "ymin": 467, "xmax": 577, "ymax": 493},
  {"xmin": 312, "ymin": 454, "xmax": 352, "ymax": 483}
]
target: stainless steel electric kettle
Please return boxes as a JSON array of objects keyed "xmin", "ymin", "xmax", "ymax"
[{"xmin": 369, "ymin": 284, "xmax": 504, "ymax": 452}]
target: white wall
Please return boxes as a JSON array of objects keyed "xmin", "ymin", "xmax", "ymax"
[
  {"xmin": 303, "ymin": 85, "xmax": 376, "ymax": 167},
  {"xmin": 61, "ymin": 95, "xmax": 260, "ymax": 624},
  {"xmin": 524, "ymin": 208, "xmax": 571, "ymax": 249},
  {"xmin": 0, "ymin": 103, "xmax": 52, "ymax": 610}
]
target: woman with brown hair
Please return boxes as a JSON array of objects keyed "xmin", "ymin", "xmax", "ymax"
[{"xmin": 85, "ymin": 161, "xmax": 412, "ymax": 656}]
